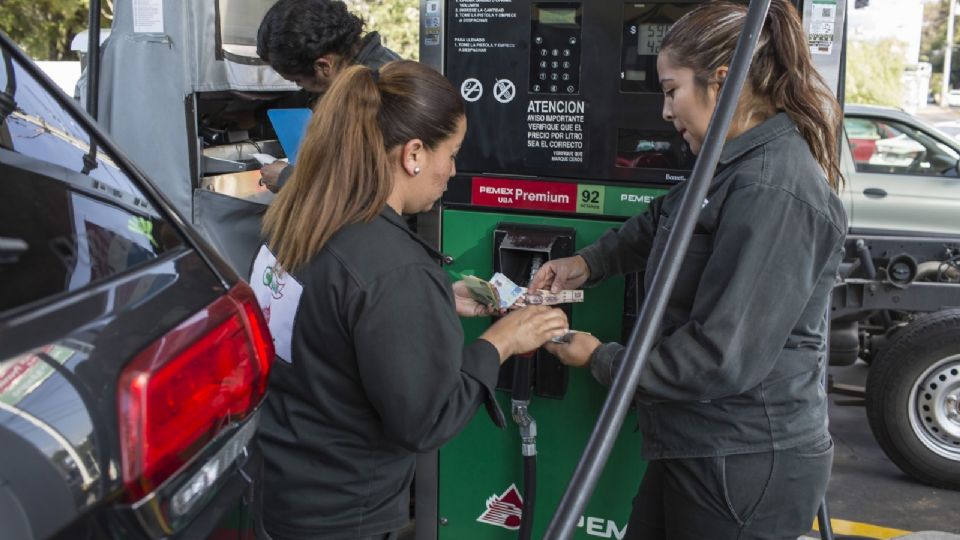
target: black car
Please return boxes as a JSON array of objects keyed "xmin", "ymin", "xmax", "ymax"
[{"xmin": 0, "ymin": 33, "xmax": 273, "ymax": 539}]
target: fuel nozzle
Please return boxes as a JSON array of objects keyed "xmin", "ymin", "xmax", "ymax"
[
  {"xmin": 511, "ymin": 352, "xmax": 537, "ymax": 457},
  {"xmin": 511, "ymin": 350, "xmax": 538, "ymax": 540}
]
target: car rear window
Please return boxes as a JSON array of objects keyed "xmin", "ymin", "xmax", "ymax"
[{"xmin": 0, "ymin": 45, "xmax": 184, "ymax": 316}]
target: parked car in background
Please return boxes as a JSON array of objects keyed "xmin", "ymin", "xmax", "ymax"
[
  {"xmin": 841, "ymin": 104, "xmax": 960, "ymax": 236},
  {"xmin": 0, "ymin": 32, "xmax": 273, "ymax": 539},
  {"xmin": 946, "ymin": 89, "xmax": 960, "ymax": 107}
]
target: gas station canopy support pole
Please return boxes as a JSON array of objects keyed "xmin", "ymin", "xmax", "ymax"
[{"xmin": 942, "ymin": 0, "xmax": 956, "ymax": 108}]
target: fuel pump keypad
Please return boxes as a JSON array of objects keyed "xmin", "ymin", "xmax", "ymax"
[
  {"xmin": 532, "ymin": 39, "xmax": 578, "ymax": 93},
  {"xmin": 530, "ymin": 3, "xmax": 582, "ymax": 95}
]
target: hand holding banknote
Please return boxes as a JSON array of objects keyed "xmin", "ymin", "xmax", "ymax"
[
  {"xmin": 528, "ymin": 255, "xmax": 591, "ymax": 293},
  {"xmin": 453, "ymin": 277, "xmax": 502, "ymax": 317},
  {"xmin": 543, "ymin": 331, "xmax": 601, "ymax": 367}
]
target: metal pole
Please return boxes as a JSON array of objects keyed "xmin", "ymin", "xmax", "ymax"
[
  {"xmin": 542, "ymin": 1, "xmax": 772, "ymax": 538},
  {"xmin": 81, "ymin": 0, "xmax": 102, "ymax": 175},
  {"xmin": 942, "ymin": 0, "xmax": 955, "ymax": 107},
  {"xmin": 85, "ymin": 0, "xmax": 102, "ymax": 119}
]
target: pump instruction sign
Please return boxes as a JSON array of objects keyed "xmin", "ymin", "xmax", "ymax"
[{"xmin": 443, "ymin": 0, "xmax": 691, "ymax": 185}]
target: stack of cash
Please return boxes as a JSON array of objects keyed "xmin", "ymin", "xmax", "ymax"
[
  {"xmin": 461, "ymin": 275, "xmax": 499, "ymax": 309},
  {"xmin": 462, "ymin": 273, "xmax": 584, "ymax": 310}
]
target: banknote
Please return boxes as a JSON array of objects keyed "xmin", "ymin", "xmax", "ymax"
[
  {"xmin": 550, "ymin": 330, "xmax": 592, "ymax": 344},
  {"xmin": 521, "ymin": 289, "xmax": 584, "ymax": 306},
  {"xmin": 489, "ymin": 272, "xmax": 525, "ymax": 309}
]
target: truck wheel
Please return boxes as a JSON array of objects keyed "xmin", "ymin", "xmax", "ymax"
[{"xmin": 865, "ymin": 309, "xmax": 960, "ymax": 490}]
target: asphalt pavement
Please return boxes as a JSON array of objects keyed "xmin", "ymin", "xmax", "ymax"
[{"xmin": 913, "ymin": 104, "xmax": 960, "ymax": 125}]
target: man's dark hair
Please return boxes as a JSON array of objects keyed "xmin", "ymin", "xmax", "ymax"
[{"xmin": 257, "ymin": 0, "xmax": 364, "ymax": 76}]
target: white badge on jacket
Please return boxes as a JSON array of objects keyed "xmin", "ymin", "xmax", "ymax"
[{"xmin": 250, "ymin": 245, "xmax": 304, "ymax": 364}]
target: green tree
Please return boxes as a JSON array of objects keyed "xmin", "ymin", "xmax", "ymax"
[
  {"xmin": 347, "ymin": 0, "xmax": 420, "ymax": 60},
  {"xmin": 920, "ymin": 0, "xmax": 960, "ymax": 95},
  {"xmin": 0, "ymin": 0, "xmax": 111, "ymax": 60},
  {"xmin": 846, "ymin": 38, "xmax": 906, "ymax": 106}
]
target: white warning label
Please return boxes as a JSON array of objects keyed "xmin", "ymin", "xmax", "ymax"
[
  {"xmin": 525, "ymin": 100, "xmax": 587, "ymax": 165},
  {"xmin": 808, "ymin": 0, "xmax": 837, "ymax": 55}
]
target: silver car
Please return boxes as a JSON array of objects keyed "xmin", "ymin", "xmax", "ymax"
[{"xmin": 842, "ymin": 104, "xmax": 960, "ymax": 236}]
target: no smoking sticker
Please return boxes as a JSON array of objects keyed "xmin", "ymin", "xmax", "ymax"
[{"xmin": 461, "ymin": 78, "xmax": 483, "ymax": 102}]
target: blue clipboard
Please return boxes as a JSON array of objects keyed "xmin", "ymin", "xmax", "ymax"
[{"xmin": 267, "ymin": 108, "xmax": 312, "ymax": 165}]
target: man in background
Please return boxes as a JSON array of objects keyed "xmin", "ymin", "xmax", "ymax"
[{"xmin": 256, "ymin": 0, "xmax": 400, "ymax": 192}]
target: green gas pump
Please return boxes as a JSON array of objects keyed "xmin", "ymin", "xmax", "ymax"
[{"xmin": 414, "ymin": 1, "xmax": 848, "ymax": 539}]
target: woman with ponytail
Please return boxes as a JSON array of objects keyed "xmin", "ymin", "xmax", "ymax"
[
  {"xmin": 530, "ymin": 2, "xmax": 847, "ymax": 538},
  {"xmin": 251, "ymin": 61, "xmax": 569, "ymax": 540}
]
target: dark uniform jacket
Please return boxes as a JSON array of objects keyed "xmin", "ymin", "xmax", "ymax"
[
  {"xmin": 580, "ymin": 113, "xmax": 847, "ymax": 460},
  {"xmin": 275, "ymin": 32, "xmax": 400, "ymax": 189},
  {"xmin": 255, "ymin": 208, "xmax": 502, "ymax": 539}
]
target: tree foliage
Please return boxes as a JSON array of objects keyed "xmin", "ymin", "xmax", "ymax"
[
  {"xmin": 0, "ymin": 0, "xmax": 111, "ymax": 61},
  {"xmin": 920, "ymin": 0, "xmax": 960, "ymax": 92},
  {"xmin": 0, "ymin": 0, "xmax": 87, "ymax": 60},
  {"xmin": 347, "ymin": 0, "xmax": 420, "ymax": 60},
  {"xmin": 922, "ymin": 0, "xmax": 949, "ymax": 67},
  {"xmin": 846, "ymin": 38, "xmax": 906, "ymax": 106}
]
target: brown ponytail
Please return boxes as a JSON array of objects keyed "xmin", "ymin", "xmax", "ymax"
[
  {"xmin": 661, "ymin": 0, "xmax": 844, "ymax": 192},
  {"xmin": 263, "ymin": 65, "xmax": 389, "ymax": 272},
  {"xmin": 262, "ymin": 60, "xmax": 465, "ymax": 272}
]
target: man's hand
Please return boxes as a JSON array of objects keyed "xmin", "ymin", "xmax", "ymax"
[
  {"xmin": 259, "ymin": 161, "xmax": 290, "ymax": 193},
  {"xmin": 528, "ymin": 255, "xmax": 591, "ymax": 293},
  {"xmin": 543, "ymin": 332, "xmax": 601, "ymax": 368}
]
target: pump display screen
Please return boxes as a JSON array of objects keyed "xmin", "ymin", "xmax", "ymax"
[
  {"xmin": 621, "ymin": 3, "xmax": 698, "ymax": 92},
  {"xmin": 538, "ymin": 7, "xmax": 578, "ymax": 25},
  {"xmin": 637, "ymin": 23, "xmax": 669, "ymax": 55}
]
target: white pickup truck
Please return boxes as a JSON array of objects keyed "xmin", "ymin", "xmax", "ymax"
[{"xmin": 833, "ymin": 104, "xmax": 960, "ymax": 490}]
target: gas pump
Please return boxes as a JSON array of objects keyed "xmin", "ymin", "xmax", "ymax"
[
  {"xmin": 416, "ymin": 1, "xmax": 847, "ymax": 539},
  {"xmin": 416, "ymin": 2, "xmax": 706, "ymax": 539}
]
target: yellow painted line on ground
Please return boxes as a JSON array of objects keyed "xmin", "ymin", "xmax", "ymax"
[{"xmin": 811, "ymin": 518, "xmax": 912, "ymax": 539}]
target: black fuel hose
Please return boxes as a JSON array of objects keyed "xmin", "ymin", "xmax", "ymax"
[
  {"xmin": 511, "ymin": 355, "xmax": 536, "ymax": 540},
  {"xmin": 818, "ymin": 497, "xmax": 835, "ymax": 540},
  {"xmin": 518, "ymin": 454, "xmax": 537, "ymax": 540}
]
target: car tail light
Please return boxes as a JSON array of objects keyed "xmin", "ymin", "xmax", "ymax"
[{"xmin": 117, "ymin": 283, "xmax": 274, "ymax": 501}]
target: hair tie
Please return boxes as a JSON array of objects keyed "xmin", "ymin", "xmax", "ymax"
[{"xmin": 371, "ymin": 69, "xmax": 380, "ymax": 84}]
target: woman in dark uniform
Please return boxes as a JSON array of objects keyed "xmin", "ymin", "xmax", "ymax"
[
  {"xmin": 531, "ymin": 1, "xmax": 847, "ymax": 539},
  {"xmin": 250, "ymin": 60, "xmax": 569, "ymax": 540}
]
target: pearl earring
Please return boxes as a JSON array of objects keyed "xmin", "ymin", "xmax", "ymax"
[{"xmin": 414, "ymin": 167, "xmax": 421, "ymax": 175}]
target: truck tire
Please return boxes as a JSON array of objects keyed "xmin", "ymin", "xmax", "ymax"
[{"xmin": 865, "ymin": 309, "xmax": 960, "ymax": 490}]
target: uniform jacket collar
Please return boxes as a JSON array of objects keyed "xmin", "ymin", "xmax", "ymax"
[{"xmin": 718, "ymin": 112, "xmax": 797, "ymax": 168}]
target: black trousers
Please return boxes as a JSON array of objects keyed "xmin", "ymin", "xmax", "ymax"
[
  {"xmin": 625, "ymin": 436, "xmax": 833, "ymax": 540},
  {"xmin": 258, "ymin": 527, "xmax": 398, "ymax": 540}
]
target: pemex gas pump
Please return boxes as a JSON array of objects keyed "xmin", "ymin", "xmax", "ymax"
[{"xmin": 413, "ymin": 1, "xmax": 846, "ymax": 539}]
